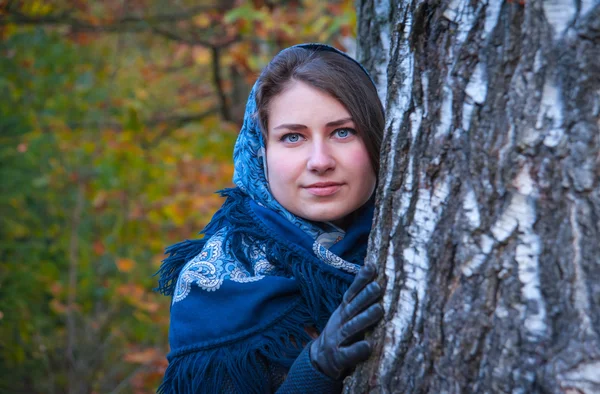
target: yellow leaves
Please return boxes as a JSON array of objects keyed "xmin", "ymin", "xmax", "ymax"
[
  {"xmin": 135, "ymin": 88, "xmax": 149, "ymax": 100},
  {"xmin": 0, "ymin": 24, "xmax": 17, "ymax": 40},
  {"xmin": 191, "ymin": 193, "xmax": 223, "ymax": 215},
  {"xmin": 147, "ymin": 210, "xmax": 162, "ymax": 224},
  {"xmin": 151, "ymin": 253, "xmax": 164, "ymax": 269},
  {"xmin": 6, "ymin": 219, "xmax": 28, "ymax": 239},
  {"xmin": 142, "ymin": 233, "xmax": 166, "ymax": 254},
  {"xmin": 21, "ymin": 1, "xmax": 54, "ymax": 16},
  {"xmin": 48, "ymin": 289, "xmax": 80, "ymax": 315},
  {"xmin": 92, "ymin": 190, "xmax": 108, "ymax": 210},
  {"xmin": 116, "ymin": 257, "xmax": 136, "ymax": 273},
  {"xmin": 82, "ymin": 141, "xmax": 95, "ymax": 154},
  {"xmin": 162, "ymin": 201, "xmax": 187, "ymax": 227},
  {"xmin": 193, "ymin": 47, "xmax": 212, "ymax": 66},
  {"xmin": 49, "ymin": 299, "xmax": 68, "ymax": 314},
  {"xmin": 162, "ymin": 155, "xmax": 176, "ymax": 165},
  {"xmin": 193, "ymin": 13, "xmax": 212, "ymax": 28},
  {"xmin": 117, "ymin": 284, "xmax": 160, "ymax": 314},
  {"xmin": 124, "ymin": 347, "xmax": 162, "ymax": 364},
  {"xmin": 8, "ymin": 198, "xmax": 21, "ymax": 209},
  {"xmin": 224, "ymin": 4, "xmax": 268, "ymax": 24}
]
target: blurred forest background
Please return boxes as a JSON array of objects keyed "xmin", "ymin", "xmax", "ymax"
[{"xmin": 0, "ymin": 1, "xmax": 356, "ymax": 392}]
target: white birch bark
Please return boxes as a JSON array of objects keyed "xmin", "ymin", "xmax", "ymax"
[{"xmin": 350, "ymin": 0, "xmax": 600, "ymax": 392}]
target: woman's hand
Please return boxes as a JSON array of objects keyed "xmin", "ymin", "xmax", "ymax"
[{"xmin": 309, "ymin": 263, "xmax": 384, "ymax": 380}]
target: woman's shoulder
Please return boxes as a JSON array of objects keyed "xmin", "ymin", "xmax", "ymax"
[{"xmin": 171, "ymin": 228, "xmax": 264, "ymax": 302}]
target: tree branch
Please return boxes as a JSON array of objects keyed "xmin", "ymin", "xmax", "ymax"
[
  {"xmin": 66, "ymin": 181, "xmax": 85, "ymax": 394},
  {"xmin": 1, "ymin": 7, "xmax": 241, "ymax": 49},
  {"xmin": 211, "ymin": 47, "xmax": 231, "ymax": 122},
  {"xmin": 0, "ymin": 5, "xmax": 213, "ymax": 29},
  {"xmin": 66, "ymin": 108, "xmax": 219, "ymax": 132},
  {"xmin": 141, "ymin": 107, "xmax": 220, "ymax": 149},
  {"xmin": 150, "ymin": 24, "xmax": 240, "ymax": 49},
  {"xmin": 149, "ymin": 25, "xmax": 212, "ymax": 47},
  {"xmin": 108, "ymin": 364, "xmax": 150, "ymax": 394}
]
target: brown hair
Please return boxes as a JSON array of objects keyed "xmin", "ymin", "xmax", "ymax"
[{"xmin": 255, "ymin": 47, "xmax": 384, "ymax": 173}]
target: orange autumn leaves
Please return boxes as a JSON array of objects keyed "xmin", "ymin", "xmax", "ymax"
[
  {"xmin": 116, "ymin": 258, "xmax": 136, "ymax": 273},
  {"xmin": 0, "ymin": 1, "xmax": 356, "ymax": 392}
]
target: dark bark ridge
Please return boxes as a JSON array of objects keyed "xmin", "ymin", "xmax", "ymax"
[{"xmin": 350, "ymin": 1, "xmax": 600, "ymax": 393}]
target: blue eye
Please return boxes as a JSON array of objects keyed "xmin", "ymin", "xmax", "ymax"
[
  {"xmin": 281, "ymin": 133, "xmax": 302, "ymax": 143},
  {"xmin": 334, "ymin": 128, "xmax": 355, "ymax": 139}
]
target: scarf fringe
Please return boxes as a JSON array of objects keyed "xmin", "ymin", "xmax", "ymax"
[
  {"xmin": 156, "ymin": 187, "xmax": 354, "ymax": 315},
  {"xmin": 221, "ymin": 189, "xmax": 354, "ymax": 331},
  {"xmin": 154, "ymin": 188, "xmax": 239, "ymax": 296},
  {"xmin": 157, "ymin": 301, "xmax": 313, "ymax": 394},
  {"xmin": 156, "ymin": 187, "xmax": 362, "ymax": 392}
]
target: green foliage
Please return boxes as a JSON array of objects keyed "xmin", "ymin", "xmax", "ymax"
[{"xmin": 0, "ymin": 1, "xmax": 356, "ymax": 392}]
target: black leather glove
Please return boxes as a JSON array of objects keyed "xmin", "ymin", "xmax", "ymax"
[{"xmin": 309, "ymin": 263, "xmax": 384, "ymax": 380}]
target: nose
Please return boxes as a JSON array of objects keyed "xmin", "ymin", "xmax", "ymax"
[{"xmin": 306, "ymin": 141, "xmax": 336, "ymax": 174}]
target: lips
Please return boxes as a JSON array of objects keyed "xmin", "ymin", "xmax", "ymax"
[{"xmin": 303, "ymin": 182, "xmax": 343, "ymax": 197}]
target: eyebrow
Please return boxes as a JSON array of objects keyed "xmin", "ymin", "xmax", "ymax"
[{"xmin": 272, "ymin": 117, "xmax": 353, "ymax": 131}]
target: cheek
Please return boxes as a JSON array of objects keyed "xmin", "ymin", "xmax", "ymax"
[
  {"xmin": 266, "ymin": 148, "xmax": 298, "ymax": 187},
  {"xmin": 347, "ymin": 145, "xmax": 375, "ymax": 177}
]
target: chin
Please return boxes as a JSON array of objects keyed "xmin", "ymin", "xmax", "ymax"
[{"xmin": 299, "ymin": 207, "xmax": 349, "ymax": 224}]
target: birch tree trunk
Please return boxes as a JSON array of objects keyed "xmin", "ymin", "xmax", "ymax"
[{"xmin": 349, "ymin": 1, "xmax": 600, "ymax": 392}]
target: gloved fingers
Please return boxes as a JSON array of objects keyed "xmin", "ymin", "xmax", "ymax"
[
  {"xmin": 340, "ymin": 303, "xmax": 384, "ymax": 346},
  {"xmin": 343, "ymin": 263, "xmax": 377, "ymax": 305},
  {"xmin": 310, "ymin": 336, "xmax": 346, "ymax": 380},
  {"xmin": 337, "ymin": 340, "xmax": 372, "ymax": 367},
  {"xmin": 344, "ymin": 281, "xmax": 383, "ymax": 320}
]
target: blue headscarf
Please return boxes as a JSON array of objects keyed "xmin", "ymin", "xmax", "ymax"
[{"xmin": 157, "ymin": 43, "xmax": 378, "ymax": 394}]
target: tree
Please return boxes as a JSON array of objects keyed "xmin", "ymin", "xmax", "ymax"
[{"xmin": 349, "ymin": 0, "xmax": 600, "ymax": 392}]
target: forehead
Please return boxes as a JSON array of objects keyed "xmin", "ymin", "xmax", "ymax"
[{"xmin": 268, "ymin": 81, "xmax": 351, "ymax": 128}]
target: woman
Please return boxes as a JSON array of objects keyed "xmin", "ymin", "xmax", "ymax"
[{"xmin": 156, "ymin": 43, "xmax": 385, "ymax": 393}]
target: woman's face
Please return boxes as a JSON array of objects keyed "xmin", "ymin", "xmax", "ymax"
[{"xmin": 265, "ymin": 81, "xmax": 376, "ymax": 225}]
